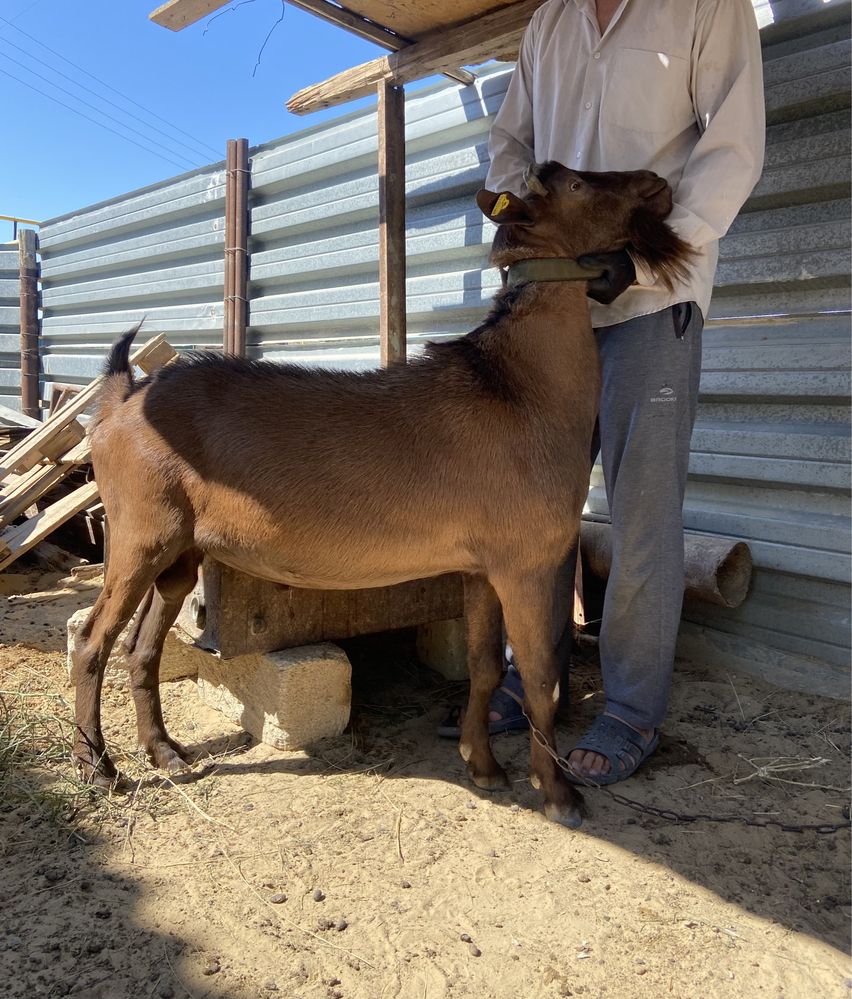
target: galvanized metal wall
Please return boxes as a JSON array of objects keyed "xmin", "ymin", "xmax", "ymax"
[
  {"xmin": 37, "ymin": 0, "xmax": 850, "ymax": 692},
  {"xmin": 0, "ymin": 242, "xmax": 22, "ymax": 413}
]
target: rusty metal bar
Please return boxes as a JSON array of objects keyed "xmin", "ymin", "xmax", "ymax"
[
  {"xmin": 224, "ymin": 137, "xmax": 249, "ymax": 358},
  {"xmin": 377, "ymin": 81, "xmax": 406, "ymax": 367},
  {"xmin": 223, "ymin": 139, "xmax": 236, "ymax": 355},
  {"xmin": 18, "ymin": 228, "xmax": 40, "ymax": 420},
  {"xmin": 232, "ymin": 138, "xmax": 250, "ymax": 359}
]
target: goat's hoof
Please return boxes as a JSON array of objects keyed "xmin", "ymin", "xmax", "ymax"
[
  {"xmin": 544, "ymin": 796, "xmax": 585, "ymax": 829},
  {"xmin": 73, "ymin": 747, "xmax": 120, "ymax": 790},
  {"xmin": 468, "ymin": 764, "xmax": 510, "ymax": 792},
  {"xmin": 147, "ymin": 738, "xmax": 192, "ymax": 774}
]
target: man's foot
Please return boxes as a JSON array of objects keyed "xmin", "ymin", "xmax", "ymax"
[
  {"xmin": 566, "ymin": 714, "xmax": 659, "ymax": 786},
  {"xmin": 437, "ymin": 665, "xmax": 528, "ymax": 738}
]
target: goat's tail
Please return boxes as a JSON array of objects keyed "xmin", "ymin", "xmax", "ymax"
[{"xmin": 95, "ymin": 321, "xmax": 143, "ymax": 424}]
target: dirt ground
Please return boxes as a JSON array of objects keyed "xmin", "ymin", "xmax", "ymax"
[{"xmin": 0, "ymin": 569, "xmax": 850, "ymax": 999}]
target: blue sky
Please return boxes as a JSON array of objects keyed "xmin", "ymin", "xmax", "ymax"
[{"xmin": 0, "ymin": 0, "xmax": 386, "ymax": 237}]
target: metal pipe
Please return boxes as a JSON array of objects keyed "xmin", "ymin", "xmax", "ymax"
[
  {"xmin": 232, "ymin": 138, "xmax": 250, "ymax": 359},
  {"xmin": 377, "ymin": 81, "xmax": 406, "ymax": 367},
  {"xmin": 223, "ymin": 139, "xmax": 236, "ymax": 355},
  {"xmin": 18, "ymin": 228, "xmax": 40, "ymax": 420}
]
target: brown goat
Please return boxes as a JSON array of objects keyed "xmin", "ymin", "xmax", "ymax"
[{"xmin": 73, "ymin": 162, "xmax": 692, "ymax": 828}]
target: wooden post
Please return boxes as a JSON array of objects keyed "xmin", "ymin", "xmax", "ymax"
[
  {"xmin": 18, "ymin": 228, "xmax": 39, "ymax": 420},
  {"xmin": 377, "ymin": 81, "xmax": 406, "ymax": 367}
]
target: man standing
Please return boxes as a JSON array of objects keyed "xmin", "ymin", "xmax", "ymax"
[{"xmin": 441, "ymin": 0, "xmax": 765, "ymax": 785}]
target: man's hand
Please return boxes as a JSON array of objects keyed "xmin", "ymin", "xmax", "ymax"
[{"xmin": 577, "ymin": 250, "xmax": 636, "ymax": 304}]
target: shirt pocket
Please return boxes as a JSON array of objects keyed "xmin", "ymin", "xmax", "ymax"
[{"xmin": 605, "ymin": 47, "xmax": 693, "ymax": 138}]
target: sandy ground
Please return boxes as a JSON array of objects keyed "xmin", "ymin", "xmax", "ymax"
[{"xmin": 0, "ymin": 569, "xmax": 850, "ymax": 999}]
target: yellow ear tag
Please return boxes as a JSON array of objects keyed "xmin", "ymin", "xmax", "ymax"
[{"xmin": 493, "ymin": 193, "xmax": 512, "ymax": 216}]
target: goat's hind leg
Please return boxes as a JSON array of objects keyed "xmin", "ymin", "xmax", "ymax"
[
  {"xmin": 493, "ymin": 570, "xmax": 584, "ymax": 828},
  {"xmin": 124, "ymin": 550, "xmax": 201, "ymax": 773},
  {"xmin": 460, "ymin": 574, "xmax": 509, "ymax": 791},
  {"xmin": 72, "ymin": 553, "xmax": 164, "ymax": 786}
]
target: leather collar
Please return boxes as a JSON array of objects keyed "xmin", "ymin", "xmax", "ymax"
[{"xmin": 504, "ymin": 258, "xmax": 603, "ymax": 289}]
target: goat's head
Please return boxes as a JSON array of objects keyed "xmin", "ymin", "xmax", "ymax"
[{"xmin": 476, "ymin": 161, "xmax": 693, "ymax": 290}]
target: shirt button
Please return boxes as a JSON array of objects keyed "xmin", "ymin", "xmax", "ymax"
[
  {"xmin": 575, "ymin": 152, "xmax": 581, "ymax": 159},
  {"xmin": 584, "ymin": 101, "xmax": 592, "ymax": 110},
  {"xmin": 593, "ymin": 51, "xmax": 601, "ymax": 59}
]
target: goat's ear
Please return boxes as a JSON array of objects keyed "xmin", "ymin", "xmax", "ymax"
[
  {"xmin": 476, "ymin": 189, "xmax": 535, "ymax": 226},
  {"xmin": 632, "ymin": 173, "xmax": 673, "ymax": 217}
]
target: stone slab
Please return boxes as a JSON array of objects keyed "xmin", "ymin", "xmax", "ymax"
[{"xmin": 197, "ymin": 642, "xmax": 352, "ymax": 749}]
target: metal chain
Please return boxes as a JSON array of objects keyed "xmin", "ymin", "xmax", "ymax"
[{"xmin": 525, "ymin": 715, "xmax": 851, "ymax": 836}]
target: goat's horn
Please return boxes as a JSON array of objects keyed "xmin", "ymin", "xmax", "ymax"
[{"xmin": 523, "ymin": 164, "xmax": 548, "ymax": 197}]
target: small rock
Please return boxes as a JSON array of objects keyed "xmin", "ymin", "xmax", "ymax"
[
  {"xmin": 202, "ymin": 958, "xmax": 220, "ymax": 976},
  {"xmin": 335, "ymin": 918, "xmax": 348, "ymax": 932},
  {"xmin": 157, "ymin": 984, "xmax": 175, "ymax": 999},
  {"xmin": 460, "ymin": 933, "xmax": 472, "ymax": 943},
  {"xmin": 466, "ymin": 800, "xmax": 477, "ymax": 809},
  {"xmin": 510, "ymin": 804, "xmax": 521, "ymax": 813},
  {"xmin": 264, "ymin": 981, "xmax": 279, "ymax": 992},
  {"xmin": 318, "ymin": 918, "xmax": 334, "ymax": 931},
  {"xmin": 312, "ymin": 888, "xmax": 326, "ymax": 902},
  {"xmin": 636, "ymin": 968, "xmax": 647, "ymax": 976},
  {"xmin": 578, "ymin": 874, "xmax": 591, "ymax": 883},
  {"xmin": 269, "ymin": 893, "xmax": 287, "ymax": 904},
  {"xmin": 400, "ymin": 880, "xmax": 411, "ymax": 889}
]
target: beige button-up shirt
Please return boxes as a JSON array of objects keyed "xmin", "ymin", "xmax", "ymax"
[{"xmin": 485, "ymin": 0, "xmax": 766, "ymax": 326}]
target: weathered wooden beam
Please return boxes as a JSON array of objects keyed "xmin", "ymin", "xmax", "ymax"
[
  {"xmin": 149, "ymin": 0, "xmax": 228, "ymax": 30},
  {"xmin": 0, "ymin": 335, "xmax": 177, "ymax": 478},
  {"xmin": 287, "ymin": 0, "xmax": 539, "ymax": 114},
  {"xmin": 287, "ymin": 1, "xmax": 474, "ymax": 86},
  {"xmin": 378, "ymin": 81, "xmax": 407, "ymax": 367}
]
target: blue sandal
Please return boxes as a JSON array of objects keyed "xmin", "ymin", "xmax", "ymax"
[
  {"xmin": 565, "ymin": 714, "xmax": 659, "ymax": 786},
  {"xmin": 437, "ymin": 665, "xmax": 529, "ymax": 739}
]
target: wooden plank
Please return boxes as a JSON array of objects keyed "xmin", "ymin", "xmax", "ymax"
[
  {"xmin": 149, "ymin": 0, "xmax": 226, "ymax": 30},
  {"xmin": 287, "ymin": 0, "xmax": 539, "ymax": 114},
  {"xmin": 0, "ymin": 334, "xmax": 176, "ymax": 478},
  {"xmin": 0, "ymin": 480, "xmax": 100, "ymax": 570},
  {"xmin": 342, "ymin": 0, "xmax": 527, "ymax": 39},
  {"xmin": 0, "ymin": 437, "xmax": 92, "ymax": 528},
  {"xmin": 194, "ymin": 560, "xmax": 464, "ymax": 659},
  {"xmin": 286, "ymin": 1, "xmax": 475, "ymax": 85},
  {"xmin": 378, "ymin": 81, "xmax": 407, "ymax": 367},
  {"xmin": 0, "ymin": 403, "xmax": 40, "ymax": 429}
]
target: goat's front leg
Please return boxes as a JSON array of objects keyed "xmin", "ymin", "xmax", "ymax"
[
  {"xmin": 493, "ymin": 570, "xmax": 584, "ymax": 828},
  {"xmin": 459, "ymin": 574, "xmax": 509, "ymax": 790}
]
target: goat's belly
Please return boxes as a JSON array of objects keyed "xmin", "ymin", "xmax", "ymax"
[
  {"xmin": 209, "ymin": 547, "xmax": 472, "ymax": 590},
  {"xmin": 202, "ymin": 537, "xmax": 477, "ymax": 590}
]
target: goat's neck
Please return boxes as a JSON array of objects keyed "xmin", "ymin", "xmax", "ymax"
[{"xmin": 495, "ymin": 281, "xmax": 596, "ymax": 391}]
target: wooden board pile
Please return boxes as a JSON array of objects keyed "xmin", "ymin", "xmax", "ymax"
[{"xmin": 0, "ymin": 335, "xmax": 177, "ymax": 571}]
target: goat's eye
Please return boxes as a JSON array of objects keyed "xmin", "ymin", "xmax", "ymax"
[{"xmin": 570, "ymin": 181, "xmax": 582, "ymax": 192}]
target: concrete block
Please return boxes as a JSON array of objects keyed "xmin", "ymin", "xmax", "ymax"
[
  {"xmin": 197, "ymin": 642, "xmax": 351, "ymax": 749},
  {"xmin": 66, "ymin": 607, "xmax": 206, "ymax": 686},
  {"xmin": 416, "ymin": 618, "xmax": 468, "ymax": 681}
]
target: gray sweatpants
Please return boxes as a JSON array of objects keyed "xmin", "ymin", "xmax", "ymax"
[{"xmin": 552, "ymin": 301, "xmax": 703, "ymax": 731}]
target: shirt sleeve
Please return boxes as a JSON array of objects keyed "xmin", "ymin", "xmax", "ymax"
[
  {"xmin": 484, "ymin": 17, "xmax": 538, "ymax": 194},
  {"xmin": 666, "ymin": 0, "xmax": 766, "ymax": 254}
]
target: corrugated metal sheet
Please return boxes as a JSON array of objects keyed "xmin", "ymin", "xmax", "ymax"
[
  {"xmin": 36, "ymin": 0, "xmax": 851, "ymax": 691},
  {"xmin": 0, "ymin": 241, "xmax": 21, "ymax": 413}
]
